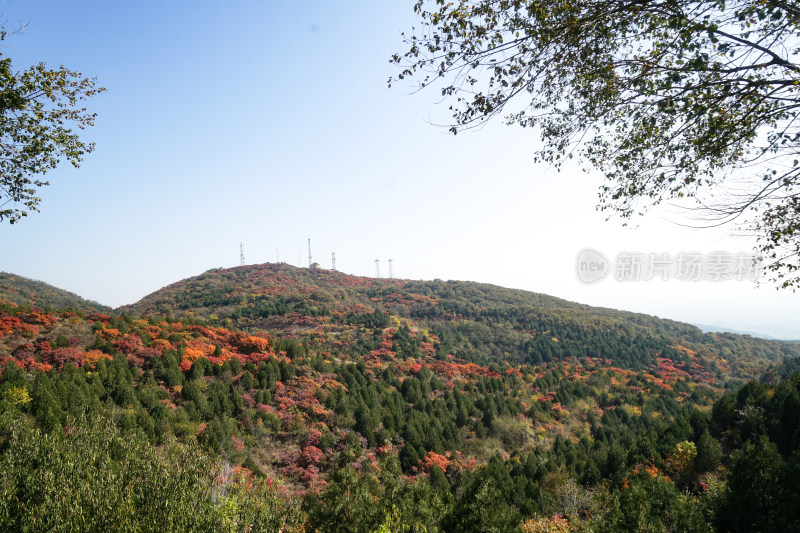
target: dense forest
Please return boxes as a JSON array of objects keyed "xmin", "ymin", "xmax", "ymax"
[{"xmin": 1, "ymin": 265, "xmax": 799, "ymax": 531}]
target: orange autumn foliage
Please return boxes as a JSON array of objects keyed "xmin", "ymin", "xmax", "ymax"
[
  {"xmin": 229, "ymin": 331, "xmax": 270, "ymax": 354},
  {"xmin": 417, "ymin": 450, "xmax": 452, "ymax": 473},
  {"xmin": 83, "ymin": 350, "xmax": 113, "ymax": 369},
  {"xmin": 96, "ymin": 327, "xmax": 121, "ymax": 341},
  {"xmin": 150, "ymin": 338, "xmax": 172, "ymax": 351}
]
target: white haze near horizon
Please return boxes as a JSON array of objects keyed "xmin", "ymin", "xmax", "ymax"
[{"xmin": 0, "ymin": 0, "xmax": 797, "ymax": 339}]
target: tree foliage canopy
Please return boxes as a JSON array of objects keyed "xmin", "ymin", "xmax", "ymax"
[
  {"xmin": 391, "ymin": 0, "xmax": 800, "ymax": 286},
  {"xmin": 0, "ymin": 26, "xmax": 104, "ymax": 224}
]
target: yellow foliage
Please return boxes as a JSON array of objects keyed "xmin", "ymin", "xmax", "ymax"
[
  {"xmin": 3, "ymin": 386, "xmax": 31, "ymax": 406},
  {"xmin": 521, "ymin": 515, "xmax": 571, "ymax": 533},
  {"xmin": 667, "ymin": 440, "xmax": 697, "ymax": 474},
  {"xmin": 624, "ymin": 404, "xmax": 642, "ymax": 417}
]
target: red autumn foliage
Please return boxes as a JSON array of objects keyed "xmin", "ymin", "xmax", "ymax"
[
  {"xmin": 36, "ymin": 340, "xmax": 51, "ymax": 353},
  {"xmin": 367, "ymin": 347, "xmax": 395, "ymax": 362},
  {"xmin": 0, "ymin": 315, "xmax": 22, "ymax": 338},
  {"xmin": 42, "ymin": 347, "xmax": 84, "ymax": 368},
  {"xmin": 113, "ymin": 334, "xmax": 144, "ymax": 355},
  {"xmin": 11, "ymin": 343, "xmax": 35, "ymax": 359},
  {"xmin": 299, "ymin": 445, "xmax": 324, "ymax": 467},
  {"xmin": 538, "ymin": 392, "xmax": 556, "ymax": 402},
  {"xmin": 136, "ymin": 345, "xmax": 162, "ymax": 362}
]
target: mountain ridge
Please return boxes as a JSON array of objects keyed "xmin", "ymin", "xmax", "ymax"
[
  {"xmin": 115, "ymin": 262, "xmax": 799, "ymax": 383},
  {"xmin": 3, "ymin": 263, "xmax": 798, "ymax": 383}
]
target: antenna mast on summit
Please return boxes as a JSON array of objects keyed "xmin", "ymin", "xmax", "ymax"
[
  {"xmin": 308, "ymin": 238, "xmax": 313, "ymax": 268},
  {"xmin": 332, "ymin": 252, "xmax": 336, "ymax": 271},
  {"xmin": 375, "ymin": 259, "xmax": 381, "ymax": 278},
  {"xmin": 240, "ymin": 242, "xmax": 245, "ymax": 266},
  {"xmin": 388, "ymin": 258, "xmax": 393, "ymax": 279}
]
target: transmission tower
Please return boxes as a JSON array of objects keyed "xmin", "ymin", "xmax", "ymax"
[
  {"xmin": 308, "ymin": 238, "xmax": 313, "ymax": 268},
  {"xmin": 388, "ymin": 258, "xmax": 393, "ymax": 279},
  {"xmin": 332, "ymin": 252, "xmax": 336, "ymax": 271},
  {"xmin": 276, "ymin": 248, "xmax": 279, "ymax": 263},
  {"xmin": 240, "ymin": 242, "xmax": 245, "ymax": 266},
  {"xmin": 375, "ymin": 259, "xmax": 381, "ymax": 278}
]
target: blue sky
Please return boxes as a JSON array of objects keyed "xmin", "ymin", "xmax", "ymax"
[{"xmin": 1, "ymin": 0, "xmax": 798, "ymax": 338}]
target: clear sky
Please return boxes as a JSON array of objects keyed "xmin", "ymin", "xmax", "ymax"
[{"xmin": 1, "ymin": 0, "xmax": 798, "ymax": 339}]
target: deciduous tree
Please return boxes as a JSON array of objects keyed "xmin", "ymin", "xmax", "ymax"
[
  {"xmin": 392, "ymin": 0, "xmax": 800, "ymax": 286},
  {"xmin": 0, "ymin": 25, "xmax": 104, "ymax": 223}
]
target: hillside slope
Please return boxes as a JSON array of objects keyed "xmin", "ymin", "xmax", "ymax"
[
  {"xmin": 0, "ymin": 272, "xmax": 110, "ymax": 314},
  {"xmin": 121, "ymin": 263, "xmax": 800, "ymax": 383},
  {"xmin": 2, "ymin": 266, "xmax": 800, "ymax": 531}
]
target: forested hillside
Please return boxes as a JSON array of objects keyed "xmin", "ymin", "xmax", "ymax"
[
  {"xmin": 1, "ymin": 265, "xmax": 799, "ymax": 531},
  {"xmin": 0, "ymin": 272, "xmax": 110, "ymax": 314},
  {"xmin": 121, "ymin": 263, "xmax": 799, "ymax": 382}
]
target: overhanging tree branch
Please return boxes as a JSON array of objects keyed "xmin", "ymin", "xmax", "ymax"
[
  {"xmin": 391, "ymin": 0, "xmax": 800, "ymax": 287},
  {"xmin": 0, "ymin": 29, "xmax": 104, "ymax": 224}
]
